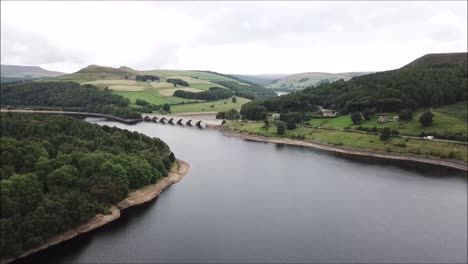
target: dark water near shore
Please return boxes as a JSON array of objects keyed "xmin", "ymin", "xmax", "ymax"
[{"xmin": 25, "ymin": 118, "xmax": 467, "ymax": 263}]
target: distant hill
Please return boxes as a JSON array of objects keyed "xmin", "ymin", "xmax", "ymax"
[
  {"xmin": 402, "ymin": 52, "xmax": 467, "ymax": 69},
  {"xmin": 232, "ymin": 74, "xmax": 287, "ymax": 86},
  {"xmin": 266, "ymin": 72, "xmax": 371, "ymax": 90},
  {"xmin": 245, "ymin": 52, "xmax": 467, "ymax": 115},
  {"xmin": 1, "ymin": 64, "xmax": 65, "ymax": 78},
  {"xmin": 58, "ymin": 65, "xmax": 247, "ymax": 84},
  {"xmin": 57, "ymin": 65, "xmax": 140, "ymax": 81}
]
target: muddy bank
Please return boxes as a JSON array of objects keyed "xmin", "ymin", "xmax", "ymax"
[
  {"xmin": 2, "ymin": 159, "xmax": 190, "ymax": 264},
  {"xmin": 221, "ymin": 130, "xmax": 468, "ymax": 172}
]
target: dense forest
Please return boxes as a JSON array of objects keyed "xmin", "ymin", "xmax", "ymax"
[
  {"xmin": 136, "ymin": 75, "xmax": 160, "ymax": 81},
  {"xmin": 310, "ymin": 66, "xmax": 467, "ymax": 113},
  {"xmin": 166, "ymin": 78, "xmax": 189, "ymax": 87},
  {"xmin": 0, "ymin": 113, "xmax": 175, "ymax": 258},
  {"xmin": 0, "ymin": 81, "xmax": 141, "ymax": 119},
  {"xmin": 213, "ymin": 80, "xmax": 277, "ymax": 100},
  {"xmin": 240, "ymin": 93, "xmax": 320, "ymax": 119},
  {"xmin": 173, "ymin": 87, "xmax": 233, "ymax": 101},
  {"xmin": 241, "ymin": 55, "xmax": 467, "ymax": 118}
]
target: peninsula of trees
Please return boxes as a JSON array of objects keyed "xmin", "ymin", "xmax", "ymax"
[{"xmin": 0, "ymin": 113, "xmax": 176, "ymax": 258}]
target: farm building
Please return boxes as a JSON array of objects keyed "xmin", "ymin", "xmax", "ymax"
[
  {"xmin": 321, "ymin": 109, "xmax": 337, "ymax": 117},
  {"xmin": 378, "ymin": 114, "xmax": 390, "ymax": 123},
  {"xmin": 272, "ymin": 113, "xmax": 281, "ymax": 120}
]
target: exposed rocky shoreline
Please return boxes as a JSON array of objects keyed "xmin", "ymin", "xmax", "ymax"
[{"xmin": 1, "ymin": 159, "xmax": 190, "ymax": 264}]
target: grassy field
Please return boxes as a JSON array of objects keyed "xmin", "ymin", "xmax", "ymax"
[
  {"xmin": 108, "ymin": 85, "xmax": 144, "ymax": 91},
  {"xmin": 82, "ymin": 79, "xmax": 139, "ymax": 86},
  {"xmin": 158, "ymin": 87, "xmax": 203, "ymax": 96},
  {"xmin": 142, "ymin": 70, "xmax": 241, "ymax": 83},
  {"xmin": 224, "ymin": 121, "xmax": 467, "ymax": 162},
  {"xmin": 306, "ymin": 103, "xmax": 466, "ymax": 138},
  {"xmin": 171, "ymin": 97, "xmax": 250, "ymax": 113},
  {"xmin": 114, "ymin": 90, "xmax": 201, "ymax": 105},
  {"xmin": 398, "ymin": 111, "xmax": 467, "ymax": 136},
  {"xmin": 434, "ymin": 101, "xmax": 467, "ymax": 121}
]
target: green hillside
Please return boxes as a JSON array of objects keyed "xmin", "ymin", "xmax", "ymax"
[
  {"xmin": 232, "ymin": 74, "xmax": 286, "ymax": 86},
  {"xmin": 251, "ymin": 52, "xmax": 466, "ymax": 115},
  {"xmin": 266, "ymin": 72, "xmax": 371, "ymax": 90},
  {"xmin": 54, "ymin": 65, "xmax": 276, "ymax": 113},
  {"xmin": 241, "ymin": 53, "xmax": 468, "ymax": 141},
  {"xmin": 403, "ymin": 52, "xmax": 467, "ymax": 69}
]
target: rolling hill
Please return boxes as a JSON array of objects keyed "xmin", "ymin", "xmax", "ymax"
[
  {"xmin": 1, "ymin": 64, "xmax": 66, "ymax": 78},
  {"xmin": 57, "ymin": 65, "xmax": 140, "ymax": 81},
  {"xmin": 231, "ymin": 74, "xmax": 287, "ymax": 86},
  {"xmin": 55, "ymin": 65, "xmax": 279, "ymax": 113},
  {"xmin": 266, "ymin": 72, "xmax": 372, "ymax": 90},
  {"xmin": 244, "ymin": 52, "xmax": 467, "ymax": 115},
  {"xmin": 402, "ymin": 52, "xmax": 467, "ymax": 69}
]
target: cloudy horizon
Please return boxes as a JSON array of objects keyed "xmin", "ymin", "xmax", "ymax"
[{"xmin": 1, "ymin": 1, "xmax": 467, "ymax": 75}]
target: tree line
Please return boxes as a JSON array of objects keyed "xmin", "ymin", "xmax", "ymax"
[
  {"xmin": 0, "ymin": 81, "xmax": 142, "ymax": 119},
  {"xmin": 136, "ymin": 75, "xmax": 160, "ymax": 81},
  {"xmin": 240, "ymin": 93, "xmax": 320, "ymax": 120},
  {"xmin": 306, "ymin": 66, "xmax": 467, "ymax": 113},
  {"xmin": 166, "ymin": 79, "xmax": 189, "ymax": 87},
  {"xmin": 173, "ymin": 87, "xmax": 233, "ymax": 101},
  {"xmin": 0, "ymin": 113, "xmax": 175, "ymax": 258}
]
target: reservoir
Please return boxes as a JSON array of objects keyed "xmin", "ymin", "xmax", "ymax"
[
  {"xmin": 275, "ymin": 91, "xmax": 290, "ymax": 96},
  {"xmin": 24, "ymin": 118, "xmax": 467, "ymax": 263}
]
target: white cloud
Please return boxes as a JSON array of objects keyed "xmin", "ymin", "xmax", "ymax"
[{"xmin": 1, "ymin": 1, "xmax": 466, "ymax": 74}]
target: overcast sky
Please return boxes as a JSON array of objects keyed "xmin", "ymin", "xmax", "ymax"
[{"xmin": 1, "ymin": 1, "xmax": 467, "ymax": 74}]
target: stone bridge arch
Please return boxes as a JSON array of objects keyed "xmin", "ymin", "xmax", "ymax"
[
  {"xmin": 152, "ymin": 117, "xmax": 159, "ymax": 122},
  {"xmin": 159, "ymin": 117, "xmax": 167, "ymax": 124},
  {"xmin": 196, "ymin": 120, "xmax": 206, "ymax": 128}
]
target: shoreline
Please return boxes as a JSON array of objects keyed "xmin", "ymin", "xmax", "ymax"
[
  {"xmin": 2, "ymin": 159, "xmax": 190, "ymax": 264},
  {"xmin": 221, "ymin": 129, "xmax": 468, "ymax": 172}
]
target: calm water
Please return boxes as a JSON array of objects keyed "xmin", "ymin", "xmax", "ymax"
[
  {"xmin": 24, "ymin": 118, "xmax": 467, "ymax": 263},
  {"xmin": 275, "ymin": 91, "xmax": 290, "ymax": 96}
]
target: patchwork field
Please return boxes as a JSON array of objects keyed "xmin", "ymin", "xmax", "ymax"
[
  {"xmin": 142, "ymin": 70, "xmax": 241, "ymax": 83},
  {"xmin": 113, "ymin": 91, "xmax": 201, "ymax": 105},
  {"xmin": 148, "ymin": 82, "xmax": 175, "ymax": 89},
  {"xmin": 62, "ymin": 66, "xmax": 253, "ymax": 113},
  {"xmin": 83, "ymin": 79, "xmax": 139, "ymax": 86},
  {"xmin": 171, "ymin": 97, "xmax": 250, "ymax": 113},
  {"xmin": 109, "ymin": 85, "xmax": 144, "ymax": 91},
  {"xmin": 159, "ymin": 88, "xmax": 203, "ymax": 96}
]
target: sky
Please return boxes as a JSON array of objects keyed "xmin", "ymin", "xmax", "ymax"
[{"xmin": 1, "ymin": 1, "xmax": 467, "ymax": 74}]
